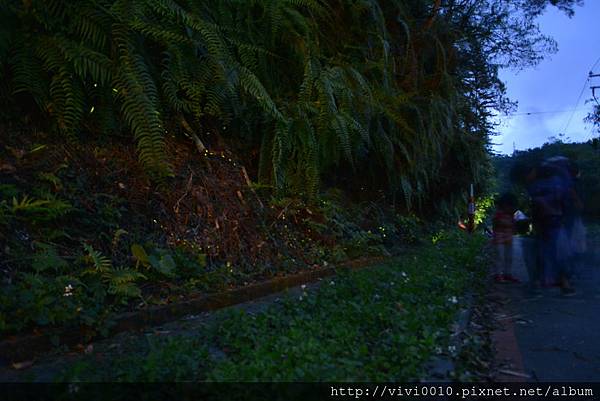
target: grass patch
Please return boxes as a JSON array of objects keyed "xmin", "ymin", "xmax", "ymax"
[{"xmin": 59, "ymin": 231, "xmax": 486, "ymax": 382}]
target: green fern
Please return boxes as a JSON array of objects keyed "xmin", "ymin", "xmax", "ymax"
[
  {"xmin": 82, "ymin": 244, "xmax": 113, "ymax": 275},
  {"xmin": 82, "ymin": 244, "xmax": 145, "ymax": 302},
  {"xmin": 1, "ymin": 0, "xmax": 494, "ymax": 209},
  {"xmin": 107, "ymin": 268, "xmax": 145, "ymax": 299},
  {"xmin": 11, "ymin": 195, "xmax": 71, "ymax": 221}
]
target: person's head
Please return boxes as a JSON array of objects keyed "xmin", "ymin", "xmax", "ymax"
[
  {"xmin": 568, "ymin": 161, "xmax": 580, "ymax": 179},
  {"xmin": 537, "ymin": 161, "xmax": 563, "ymax": 179},
  {"xmin": 544, "ymin": 155, "xmax": 579, "ymax": 178},
  {"xmin": 496, "ymin": 192, "xmax": 517, "ymax": 213},
  {"xmin": 510, "ymin": 161, "xmax": 537, "ymax": 185}
]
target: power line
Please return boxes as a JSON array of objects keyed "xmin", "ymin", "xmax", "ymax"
[
  {"xmin": 560, "ymin": 75, "xmax": 590, "ymax": 136},
  {"xmin": 591, "ymin": 55, "xmax": 600, "ymax": 73},
  {"xmin": 590, "ymin": 71, "xmax": 600, "ymax": 107},
  {"xmin": 507, "ymin": 107, "xmax": 587, "ymax": 117},
  {"xmin": 559, "ymin": 56, "xmax": 600, "ymax": 135}
]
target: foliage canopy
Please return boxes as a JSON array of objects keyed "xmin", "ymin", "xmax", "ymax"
[{"xmin": 0, "ymin": 0, "xmax": 581, "ymax": 210}]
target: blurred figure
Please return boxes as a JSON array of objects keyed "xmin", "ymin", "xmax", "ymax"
[
  {"xmin": 546, "ymin": 157, "xmax": 586, "ymax": 279},
  {"xmin": 528, "ymin": 158, "xmax": 576, "ymax": 295},
  {"xmin": 492, "ymin": 192, "xmax": 519, "ymax": 283},
  {"xmin": 514, "ymin": 209, "xmax": 543, "ymax": 294},
  {"xmin": 514, "ymin": 210, "xmax": 531, "ymax": 235},
  {"xmin": 509, "ymin": 161, "xmax": 542, "ymax": 291}
]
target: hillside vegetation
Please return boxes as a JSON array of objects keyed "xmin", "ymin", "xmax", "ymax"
[{"xmin": 0, "ymin": 0, "xmax": 582, "ymax": 339}]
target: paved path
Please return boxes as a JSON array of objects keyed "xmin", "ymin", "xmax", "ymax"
[{"xmin": 493, "ymin": 236, "xmax": 600, "ymax": 382}]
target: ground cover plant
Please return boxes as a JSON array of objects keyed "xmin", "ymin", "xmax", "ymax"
[
  {"xmin": 0, "ymin": 127, "xmax": 422, "ymax": 338},
  {"xmin": 54, "ymin": 230, "xmax": 486, "ymax": 381}
]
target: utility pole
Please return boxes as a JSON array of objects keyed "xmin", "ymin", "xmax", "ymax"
[
  {"xmin": 590, "ymin": 71, "xmax": 600, "ymax": 150},
  {"xmin": 467, "ymin": 183, "xmax": 475, "ymax": 234},
  {"xmin": 590, "ymin": 71, "xmax": 600, "ymax": 105}
]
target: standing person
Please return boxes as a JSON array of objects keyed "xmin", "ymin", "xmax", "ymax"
[
  {"xmin": 492, "ymin": 193, "xmax": 519, "ymax": 283},
  {"xmin": 546, "ymin": 157, "xmax": 586, "ymax": 280},
  {"xmin": 511, "ymin": 162, "xmax": 543, "ymax": 290},
  {"xmin": 521, "ymin": 217, "xmax": 542, "ymax": 293},
  {"xmin": 528, "ymin": 160, "xmax": 576, "ymax": 295}
]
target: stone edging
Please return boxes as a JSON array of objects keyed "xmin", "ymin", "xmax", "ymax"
[
  {"xmin": 0, "ymin": 256, "xmax": 387, "ymax": 364},
  {"xmin": 423, "ymin": 292, "xmax": 474, "ymax": 381}
]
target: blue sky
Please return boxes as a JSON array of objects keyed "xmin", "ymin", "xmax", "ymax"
[{"xmin": 492, "ymin": 1, "xmax": 600, "ymax": 154}]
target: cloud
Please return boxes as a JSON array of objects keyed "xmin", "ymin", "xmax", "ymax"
[{"xmin": 492, "ymin": 1, "xmax": 600, "ymax": 154}]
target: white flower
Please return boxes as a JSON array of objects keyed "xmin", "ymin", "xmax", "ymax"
[
  {"xmin": 330, "ymin": 281, "xmax": 335, "ymax": 285},
  {"xmin": 448, "ymin": 296, "xmax": 458, "ymax": 304},
  {"xmin": 448, "ymin": 345, "xmax": 457, "ymax": 354},
  {"xmin": 301, "ymin": 284, "xmax": 307, "ymax": 290},
  {"xmin": 64, "ymin": 284, "xmax": 74, "ymax": 297},
  {"xmin": 434, "ymin": 346, "xmax": 442, "ymax": 355}
]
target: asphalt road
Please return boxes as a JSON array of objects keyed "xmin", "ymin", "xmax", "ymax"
[{"xmin": 496, "ymin": 235, "xmax": 600, "ymax": 382}]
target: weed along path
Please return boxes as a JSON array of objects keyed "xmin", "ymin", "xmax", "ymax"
[
  {"xmin": 0, "ymin": 233, "xmax": 486, "ymax": 382},
  {"xmin": 0, "ymin": 256, "xmax": 385, "ymax": 364}
]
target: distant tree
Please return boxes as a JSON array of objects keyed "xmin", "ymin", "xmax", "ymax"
[
  {"xmin": 585, "ymin": 104, "xmax": 600, "ymax": 136},
  {"xmin": 495, "ymin": 140, "xmax": 600, "ymax": 217},
  {"xmin": 520, "ymin": 0, "xmax": 584, "ymax": 17}
]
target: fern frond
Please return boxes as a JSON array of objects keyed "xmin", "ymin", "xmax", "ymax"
[
  {"xmin": 49, "ymin": 71, "xmax": 85, "ymax": 142},
  {"xmin": 237, "ymin": 65, "xmax": 284, "ymax": 121},
  {"xmin": 10, "ymin": 47, "xmax": 49, "ymax": 109},
  {"xmin": 83, "ymin": 244, "xmax": 112, "ymax": 273}
]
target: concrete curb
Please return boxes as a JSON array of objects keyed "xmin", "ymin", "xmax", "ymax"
[
  {"xmin": 423, "ymin": 292, "xmax": 475, "ymax": 382},
  {"xmin": 0, "ymin": 256, "xmax": 387, "ymax": 364}
]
